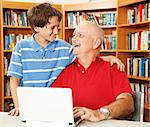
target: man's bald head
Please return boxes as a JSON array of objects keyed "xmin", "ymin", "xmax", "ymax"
[
  {"xmin": 72, "ymin": 21, "xmax": 104, "ymax": 59},
  {"xmin": 75, "ymin": 21, "xmax": 104, "ymax": 42}
]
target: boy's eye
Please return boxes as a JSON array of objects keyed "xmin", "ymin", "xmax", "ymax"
[{"xmin": 51, "ymin": 26, "xmax": 55, "ymax": 29}]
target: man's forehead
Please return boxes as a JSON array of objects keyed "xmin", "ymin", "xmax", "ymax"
[{"xmin": 74, "ymin": 26, "xmax": 88, "ymax": 35}]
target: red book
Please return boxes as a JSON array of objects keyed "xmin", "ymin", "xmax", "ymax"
[
  {"xmin": 106, "ymin": 37, "xmax": 110, "ymax": 50},
  {"xmin": 138, "ymin": 4, "xmax": 145, "ymax": 22},
  {"xmin": 138, "ymin": 31, "xmax": 141, "ymax": 50}
]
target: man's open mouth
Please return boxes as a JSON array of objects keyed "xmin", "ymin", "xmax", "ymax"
[{"xmin": 73, "ymin": 43, "xmax": 81, "ymax": 47}]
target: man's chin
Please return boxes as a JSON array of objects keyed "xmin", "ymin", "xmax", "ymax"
[{"xmin": 73, "ymin": 51, "xmax": 78, "ymax": 56}]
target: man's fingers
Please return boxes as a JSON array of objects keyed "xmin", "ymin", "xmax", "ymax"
[{"xmin": 74, "ymin": 110, "xmax": 85, "ymax": 118}]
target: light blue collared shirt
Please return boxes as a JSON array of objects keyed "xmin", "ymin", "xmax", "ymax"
[{"xmin": 8, "ymin": 36, "xmax": 75, "ymax": 87}]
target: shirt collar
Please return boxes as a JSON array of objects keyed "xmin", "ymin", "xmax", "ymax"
[
  {"xmin": 30, "ymin": 34, "xmax": 56, "ymax": 52},
  {"xmin": 74, "ymin": 54, "xmax": 102, "ymax": 66}
]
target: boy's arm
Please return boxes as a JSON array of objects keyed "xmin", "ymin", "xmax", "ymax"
[
  {"xmin": 8, "ymin": 76, "xmax": 20, "ymax": 116},
  {"xmin": 101, "ymin": 55, "xmax": 124, "ymax": 71}
]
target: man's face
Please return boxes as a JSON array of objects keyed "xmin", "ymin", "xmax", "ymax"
[
  {"xmin": 35, "ymin": 16, "xmax": 60, "ymax": 42},
  {"xmin": 72, "ymin": 24, "xmax": 94, "ymax": 56}
]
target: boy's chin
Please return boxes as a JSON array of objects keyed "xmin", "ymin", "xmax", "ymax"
[{"xmin": 48, "ymin": 38, "xmax": 56, "ymax": 42}]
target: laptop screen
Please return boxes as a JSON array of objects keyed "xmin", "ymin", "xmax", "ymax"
[{"xmin": 17, "ymin": 87, "xmax": 74, "ymax": 125}]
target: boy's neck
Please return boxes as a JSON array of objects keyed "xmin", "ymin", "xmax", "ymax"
[{"xmin": 34, "ymin": 33, "xmax": 49, "ymax": 48}]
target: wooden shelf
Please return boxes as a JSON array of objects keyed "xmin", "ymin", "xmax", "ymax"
[
  {"xmin": 64, "ymin": 1, "xmax": 117, "ymax": 11},
  {"xmin": 118, "ymin": 21, "xmax": 150, "ymax": 28},
  {"xmin": 3, "ymin": 25, "xmax": 31, "ymax": 29},
  {"xmin": 65, "ymin": 27, "xmax": 75, "ymax": 30},
  {"xmin": 118, "ymin": 50, "xmax": 150, "ymax": 53},
  {"xmin": 4, "ymin": 50, "xmax": 12, "ymax": 53},
  {"xmin": 101, "ymin": 25, "xmax": 117, "ymax": 29},
  {"xmin": 128, "ymin": 75, "xmax": 150, "ymax": 81},
  {"xmin": 65, "ymin": 25, "xmax": 116, "ymax": 29},
  {"xmin": 2, "ymin": 1, "xmax": 37, "ymax": 9},
  {"xmin": 4, "ymin": 96, "xmax": 12, "ymax": 99},
  {"xmin": 118, "ymin": 0, "xmax": 146, "ymax": 7},
  {"xmin": 2, "ymin": 1, "xmax": 62, "ymax": 11},
  {"xmin": 145, "ymin": 104, "xmax": 150, "ymax": 110},
  {"xmin": 100, "ymin": 50, "xmax": 116, "ymax": 52}
]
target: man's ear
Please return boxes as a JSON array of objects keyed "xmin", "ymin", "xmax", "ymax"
[
  {"xmin": 34, "ymin": 26, "xmax": 40, "ymax": 33},
  {"xmin": 93, "ymin": 39, "xmax": 101, "ymax": 49}
]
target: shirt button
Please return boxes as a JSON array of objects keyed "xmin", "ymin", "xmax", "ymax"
[
  {"xmin": 77, "ymin": 64, "xmax": 80, "ymax": 67},
  {"xmin": 82, "ymin": 70, "xmax": 85, "ymax": 73}
]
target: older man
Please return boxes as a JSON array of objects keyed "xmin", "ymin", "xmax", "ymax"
[{"xmin": 51, "ymin": 21, "xmax": 134, "ymax": 122}]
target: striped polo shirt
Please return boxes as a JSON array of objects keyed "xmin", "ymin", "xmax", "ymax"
[{"xmin": 8, "ymin": 36, "xmax": 75, "ymax": 87}]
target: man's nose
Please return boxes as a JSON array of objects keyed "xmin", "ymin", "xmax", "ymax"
[{"xmin": 72, "ymin": 35, "xmax": 78, "ymax": 43}]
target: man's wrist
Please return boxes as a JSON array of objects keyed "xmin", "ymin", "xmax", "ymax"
[{"xmin": 99, "ymin": 107, "xmax": 110, "ymax": 120}]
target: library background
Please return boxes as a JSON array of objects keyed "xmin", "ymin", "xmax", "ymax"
[{"xmin": 0, "ymin": 0, "xmax": 149, "ymax": 122}]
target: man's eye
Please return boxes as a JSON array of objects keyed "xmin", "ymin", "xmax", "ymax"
[{"xmin": 79, "ymin": 34, "xmax": 84, "ymax": 38}]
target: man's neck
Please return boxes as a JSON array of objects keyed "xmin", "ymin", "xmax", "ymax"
[
  {"xmin": 34, "ymin": 33, "xmax": 49, "ymax": 48},
  {"xmin": 78, "ymin": 53, "xmax": 98, "ymax": 70}
]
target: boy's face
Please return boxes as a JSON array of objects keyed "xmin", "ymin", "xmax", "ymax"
[{"xmin": 34, "ymin": 16, "xmax": 60, "ymax": 42}]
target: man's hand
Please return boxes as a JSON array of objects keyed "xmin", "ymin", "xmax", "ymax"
[
  {"xmin": 73, "ymin": 107, "xmax": 105, "ymax": 122},
  {"xmin": 8, "ymin": 108, "xmax": 19, "ymax": 116},
  {"xmin": 101, "ymin": 56, "xmax": 125, "ymax": 71}
]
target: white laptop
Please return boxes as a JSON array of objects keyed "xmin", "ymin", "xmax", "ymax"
[{"xmin": 17, "ymin": 87, "xmax": 76, "ymax": 127}]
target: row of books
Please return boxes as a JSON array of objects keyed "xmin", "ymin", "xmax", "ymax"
[
  {"xmin": 4, "ymin": 57, "xmax": 9, "ymax": 75},
  {"xmin": 4, "ymin": 33, "xmax": 31, "ymax": 50},
  {"xmin": 93, "ymin": 11, "xmax": 117, "ymax": 26},
  {"xmin": 130, "ymin": 83, "xmax": 150, "ymax": 104},
  {"xmin": 101, "ymin": 35, "xmax": 116, "ymax": 50},
  {"xmin": 127, "ymin": 57, "xmax": 150, "ymax": 77},
  {"xmin": 127, "ymin": 2, "xmax": 150, "ymax": 24},
  {"xmin": 67, "ymin": 11, "xmax": 116, "ymax": 28},
  {"xmin": 128, "ymin": 30, "xmax": 150, "ymax": 50},
  {"xmin": 3, "ymin": 9, "xmax": 28, "ymax": 26}
]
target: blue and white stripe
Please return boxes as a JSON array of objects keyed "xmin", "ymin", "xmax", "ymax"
[{"xmin": 8, "ymin": 36, "xmax": 75, "ymax": 87}]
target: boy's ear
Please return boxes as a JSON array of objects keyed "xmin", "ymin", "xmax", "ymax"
[
  {"xmin": 34, "ymin": 26, "xmax": 40, "ymax": 33},
  {"xmin": 93, "ymin": 39, "xmax": 101, "ymax": 49}
]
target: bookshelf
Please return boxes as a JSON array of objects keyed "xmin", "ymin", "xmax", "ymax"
[
  {"xmin": 63, "ymin": 1, "xmax": 117, "ymax": 56},
  {"xmin": 0, "ymin": 0, "xmax": 3, "ymax": 113},
  {"xmin": 117, "ymin": 0, "xmax": 150, "ymax": 122},
  {"xmin": 0, "ymin": 0, "xmax": 149, "ymax": 122},
  {"xmin": 63, "ymin": 0, "xmax": 150, "ymax": 122},
  {"xmin": 0, "ymin": 1, "xmax": 63, "ymax": 112}
]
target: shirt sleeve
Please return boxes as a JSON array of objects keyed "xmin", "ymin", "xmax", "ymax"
[
  {"xmin": 110, "ymin": 64, "xmax": 132, "ymax": 98},
  {"xmin": 68, "ymin": 45, "xmax": 76, "ymax": 63},
  {"xmin": 7, "ymin": 42, "xmax": 23, "ymax": 79},
  {"xmin": 51, "ymin": 72, "xmax": 63, "ymax": 87}
]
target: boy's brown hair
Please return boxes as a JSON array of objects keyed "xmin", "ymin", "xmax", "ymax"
[{"xmin": 27, "ymin": 3, "xmax": 62, "ymax": 33}]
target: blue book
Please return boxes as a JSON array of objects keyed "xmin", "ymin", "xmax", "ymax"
[{"xmin": 139, "ymin": 58, "xmax": 145, "ymax": 77}]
